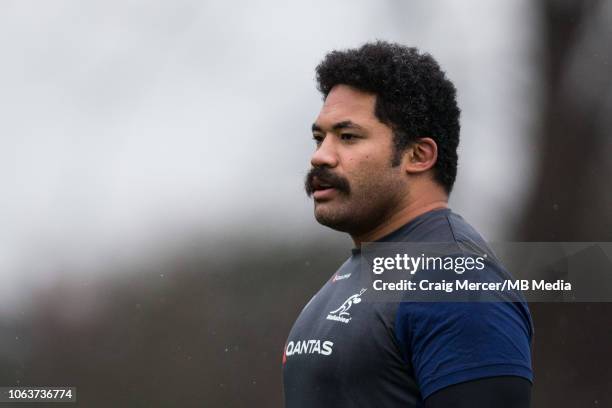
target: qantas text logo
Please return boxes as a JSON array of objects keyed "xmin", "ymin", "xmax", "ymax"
[
  {"xmin": 326, "ymin": 288, "xmax": 367, "ymax": 324},
  {"xmin": 285, "ymin": 339, "xmax": 334, "ymax": 359}
]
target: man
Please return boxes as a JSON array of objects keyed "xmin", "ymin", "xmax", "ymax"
[{"xmin": 283, "ymin": 42, "xmax": 533, "ymax": 407}]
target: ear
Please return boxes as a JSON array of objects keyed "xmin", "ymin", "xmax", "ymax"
[{"xmin": 403, "ymin": 137, "xmax": 438, "ymax": 174}]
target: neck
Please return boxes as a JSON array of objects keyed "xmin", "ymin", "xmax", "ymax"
[{"xmin": 351, "ymin": 197, "xmax": 448, "ymax": 247}]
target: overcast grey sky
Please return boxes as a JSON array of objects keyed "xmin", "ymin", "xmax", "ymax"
[{"xmin": 0, "ymin": 0, "xmax": 538, "ymax": 312}]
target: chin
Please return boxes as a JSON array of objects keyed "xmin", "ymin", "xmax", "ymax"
[{"xmin": 314, "ymin": 205, "xmax": 354, "ymax": 232}]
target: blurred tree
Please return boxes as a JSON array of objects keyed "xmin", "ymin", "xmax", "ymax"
[
  {"xmin": 519, "ymin": 0, "xmax": 612, "ymax": 241},
  {"xmin": 518, "ymin": 1, "xmax": 612, "ymax": 407}
]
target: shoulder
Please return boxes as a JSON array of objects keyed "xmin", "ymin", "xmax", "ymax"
[{"xmin": 393, "ymin": 209, "xmax": 490, "ymax": 250}]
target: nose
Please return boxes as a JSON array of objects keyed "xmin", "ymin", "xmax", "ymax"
[{"xmin": 310, "ymin": 136, "xmax": 339, "ymax": 168}]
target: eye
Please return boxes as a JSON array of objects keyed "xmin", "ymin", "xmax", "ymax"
[
  {"xmin": 312, "ymin": 134, "xmax": 324, "ymax": 146},
  {"xmin": 340, "ymin": 133, "xmax": 356, "ymax": 141}
]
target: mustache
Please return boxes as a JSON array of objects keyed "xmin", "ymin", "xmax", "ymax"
[{"xmin": 304, "ymin": 166, "xmax": 351, "ymax": 197}]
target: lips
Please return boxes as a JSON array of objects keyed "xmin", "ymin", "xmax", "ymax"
[
  {"xmin": 311, "ymin": 177, "xmax": 334, "ymax": 191},
  {"xmin": 305, "ymin": 167, "xmax": 350, "ymax": 198},
  {"xmin": 313, "ymin": 188, "xmax": 336, "ymax": 200},
  {"xmin": 311, "ymin": 177, "xmax": 338, "ymax": 200}
]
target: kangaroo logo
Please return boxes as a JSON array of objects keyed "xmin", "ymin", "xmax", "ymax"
[{"xmin": 326, "ymin": 288, "xmax": 367, "ymax": 324}]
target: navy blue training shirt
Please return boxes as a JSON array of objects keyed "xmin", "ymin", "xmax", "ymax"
[{"xmin": 282, "ymin": 208, "xmax": 533, "ymax": 407}]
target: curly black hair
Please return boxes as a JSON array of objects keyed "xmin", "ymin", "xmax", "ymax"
[{"xmin": 315, "ymin": 41, "xmax": 460, "ymax": 193}]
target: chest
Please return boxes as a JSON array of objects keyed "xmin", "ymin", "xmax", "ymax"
[{"xmin": 284, "ymin": 279, "xmax": 402, "ymax": 381}]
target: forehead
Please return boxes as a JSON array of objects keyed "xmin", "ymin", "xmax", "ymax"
[{"xmin": 316, "ymin": 85, "xmax": 378, "ymax": 127}]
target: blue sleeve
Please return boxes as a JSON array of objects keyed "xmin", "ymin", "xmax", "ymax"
[{"xmin": 394, "ymin": 299, "xmax": 533, "ymax": 400}]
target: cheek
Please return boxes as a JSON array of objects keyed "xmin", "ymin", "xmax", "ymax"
[
  {"xmin": 349, "ymin": 158, "xmax": 403, "ymax": 196},
  {"xmin": 347, "ymin": 152, "xmax": 383, "ymax": 176},
  {"xmin": 348, "ymin": 166, "xmax": 387, "ymax": 196},
  {"xmin": 344, "ymin": 152, "xmax": 374, "ymax": 177}
]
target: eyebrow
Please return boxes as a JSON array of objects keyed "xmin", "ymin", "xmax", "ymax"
[{"xmin": 312, "ymin": 120, "xmax": 365, "ymax": 133}]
